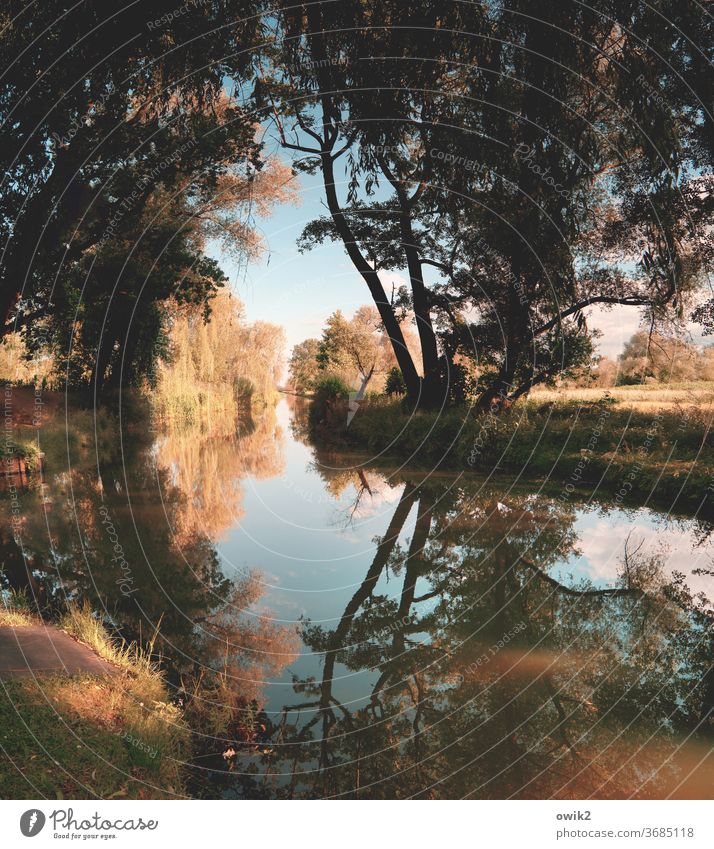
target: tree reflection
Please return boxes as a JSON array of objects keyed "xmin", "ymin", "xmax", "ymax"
[
  {"xmin": 272, "ymin": 474, "xmax": 714, "ymax": 799},
  {"xmin": 2, "ymin": 403, "xmax": 712, "ymax": 799},
  {"xmin": 155, "ymin": 406, "xmax": 284, "ymax": 546},
  {"xmin": 0, "ymin": 401, "xmax": 296, "ymax": 700}
]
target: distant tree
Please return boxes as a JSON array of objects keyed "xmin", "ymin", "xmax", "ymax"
[
  {"xmin": 385, "ymin": 367, "xmax": 406, "ymax": 397},
  {"xmin": 590, "ymin": 356, "xmax": 619, "ymax": 389},
  {"xmin": 288, "ymin": 339, "xmax": 322, "ymax": 393},
  {"xmin": 154, "ymin": 288, "xmax": 285, "ymax": 422},
  {"xmin": 698, "ymin": 347, "xmax": 714, "ymax": 382},
  {"xmin": 318, "ymin": 306, "xmax": 395, "ymax": 391},
  {"xmin": 617, "ymin": 331, "xmax": 700, "ymax": 384}
]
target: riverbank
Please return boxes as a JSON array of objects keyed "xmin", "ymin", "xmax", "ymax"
[
  {"xmin": 315, "ymin": 395, "xmax": 714, "ymax": 515},
  {"xmin": 0, "ymin": 601, "xmax": 188, "ymax": 798}
]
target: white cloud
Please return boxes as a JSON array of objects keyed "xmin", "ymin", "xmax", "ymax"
[{"xmin": 561, "ymin": 517, "xmax": 714, "ymax": 602}]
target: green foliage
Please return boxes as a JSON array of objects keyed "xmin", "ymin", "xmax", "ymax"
[
  {"xmin": 288, "ymin": 338, "xmax": 321, "ymax": 392},
  {"xmin": 1, "ymin": 1, "xmax": 266, "ymax": 393},
  {"xmin": 234, "ymin": 377, "xmax": 255, "ymax": 400},
  {"xmin": 314, "ymin": 376, "xmax": 351, "ymax": 400},
  {"xmin": 309, "ymin": 376, "xmax": 351, "ymax": 429},
  {"xmin": 385, "ymin": 367, "xmax": 406, "ymax": 396},
  {"xmin": 337, "ymin": 396, "xmax": 714, "ymax": 515}
]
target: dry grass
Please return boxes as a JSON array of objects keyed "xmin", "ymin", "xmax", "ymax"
[
  {"xmin": 0, "ymin": 589, "xmax": 35, "ymax": 626},
  {"xmin": 0, "ymin": 604, "xmax": 190, "ymax": 799},
  {"xmin": 0, "ymin": 608, "xmax": 34, "ymax": 627},
  {"xmin": 59, "ymin": 603, "xmax": 158, "ymax": 684},
  {"xmin": 530, "ymin": 381, "xmax": 714, "ymax": 412}
]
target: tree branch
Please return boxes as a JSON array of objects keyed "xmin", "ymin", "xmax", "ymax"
[{"xmin": 533, "ymin": 295, "xmax": 652, "ymax": 337}]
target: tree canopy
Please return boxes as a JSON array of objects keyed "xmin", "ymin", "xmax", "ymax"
[
  {"xmin": 0, "ymin": 0, "xmax": 273, "ymax": 394},
  {"xmin": 3, "ymin": 2, "xmax": 713, "ymax": 408},
  {"xmin": 262, "ymin": 0, "xmax": 714, "ymax": 409}
]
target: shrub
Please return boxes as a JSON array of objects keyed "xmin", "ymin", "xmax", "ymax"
[
  {"xmin": 385, "ymin": 367, "xmax": 406, "ymax": 396},
  {"xmin": 309, "ymin": 376, "xmax": 351, "ymax": 429}
]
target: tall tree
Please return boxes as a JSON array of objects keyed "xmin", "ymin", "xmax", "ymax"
[
  {"xmin": 288, "ymin": 338, "xmax": 321, "ymax": 392},
  {"xmin": 0, "ymin": 0, "xmax": 266, "ymax": 373},
  {"xmin": 263, "ymin": 1, "xmax": 712, "ymax": 409}
]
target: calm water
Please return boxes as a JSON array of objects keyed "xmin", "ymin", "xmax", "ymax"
[{"xmin": 3, "ymin": 397, "xmax": 713, "ymax": 798}]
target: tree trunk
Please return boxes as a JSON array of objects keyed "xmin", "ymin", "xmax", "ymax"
[
  {"xmin": 394, "ymin": 191, "xmax": 443, "ymax": 409},
  {"xmin": 475, "ymin": 267, "xmax": 530, "ymax": 413},
  {"xmin": 319, "ymin": 152, "xmax": 424, "ymax": 404}
]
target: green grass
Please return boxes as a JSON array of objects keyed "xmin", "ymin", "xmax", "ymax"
[
  {"xmin": 0, "ymin": 605, "xmax": 189, "ymax": 799},
  {"xmin": 326, "ymin": 394, "xmax": 714, "ymax": 514}
]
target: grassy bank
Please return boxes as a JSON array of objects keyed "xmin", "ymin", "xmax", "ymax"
[
  {"xmin": 0, "ymin": 602, "xmax": 189, "ymax": 799},
  {"xmin": 318, "ymin": 393, "xmax": 714, "ymax": 514}
]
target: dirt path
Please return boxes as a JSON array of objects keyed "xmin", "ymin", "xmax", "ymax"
[{"xmin": 0, "ymin": 624, "xmax": 117, "ymax": 679}]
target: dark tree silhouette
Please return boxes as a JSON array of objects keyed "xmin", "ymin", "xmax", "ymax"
[
  {"xmin": 264, "ymin": 1, "xmax": 712, "ymax": 409},
  {"xmin": 0, "ymin": 1, "xmax": 266, "ymax": 391}
]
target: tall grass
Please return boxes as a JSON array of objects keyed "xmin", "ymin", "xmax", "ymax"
[
  {"xmin": 0, "ymin": 602, "xmax": 190, "ymax": 798},
  {"xmin": 0, "ymin": 588, "xmax": 34, "ymax": 626},
  {"xmin": 60, "ymin": 603, "xmax": 157, "ymax": 680}
]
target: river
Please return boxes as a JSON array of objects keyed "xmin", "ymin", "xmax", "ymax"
[{"xmin": 2, "ymin": 395, "xmax": 713, "ymax": 798}]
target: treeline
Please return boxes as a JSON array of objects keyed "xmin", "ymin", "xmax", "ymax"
[
  {"xmin": 153, "ymin": 290, "xmax": 284, "ymax": 427},
  {"xmin": 292, "ymin": 319, "xmax": 714, "ymax": 406},
  {"xmin": 1, "ymin": 2, "xmax": 713, "ymax": 414},
  {"xmin": 585, "ymin": 332, "xmax": 714, "ymax": 388},
  {"xmin": 0, "ymin": 1, "xmax": 292, "ymax": 399}
]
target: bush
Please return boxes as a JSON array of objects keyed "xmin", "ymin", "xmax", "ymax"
[
  {"xmin": 314, "ymin": 375, "xmax": 351, "ymax": 398},
  {"xmin": 385, "ymin": 367, "xmax": 406, "ymax": 396},
  {"xmin": 309, "ymin": 376, "xmax": 351, "ymax": 429}
]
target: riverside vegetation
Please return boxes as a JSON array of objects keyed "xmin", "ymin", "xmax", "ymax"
[
  {"xmin": 1, "ymin": 388, "xmax": 296, "ymax": 799},
  {"xmin": 0, "ymin": 600, "xmax": 189, "ymax": 799},
  {"xmin": 295, "ymin": 318, "xmax": 714, "ymax": 515},
  {"xmin": 2, "ymin": 0, "xmax": 714, "ymax": 801},
  {"xmin": 2, "ymin": 391, "xmax": 713, "ymax": 798},
  {"xmin": 308, "ymin": 387, "xmax": 714, "ymax": 516}
]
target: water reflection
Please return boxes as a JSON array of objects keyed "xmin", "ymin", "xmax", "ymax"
[
  {"xmin": 0, "ymin": 400, "xmax": 297, "ymax": 705},
  {"xmin": 255, "ymin": 468, "xmax": 712, "ymax": 799},
  {"xmin": 1, "ymin": 397, "xmax": 712, "ymax": 798}
]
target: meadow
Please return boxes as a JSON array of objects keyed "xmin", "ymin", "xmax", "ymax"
[{"xmin": 530, "ymin": 381, "xmax": 714, "ymax": 413}]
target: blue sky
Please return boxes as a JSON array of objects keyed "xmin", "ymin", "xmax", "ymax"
[{"xmin": 221, "ymin": 165, "xmax": 382, "ymax": 351}]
